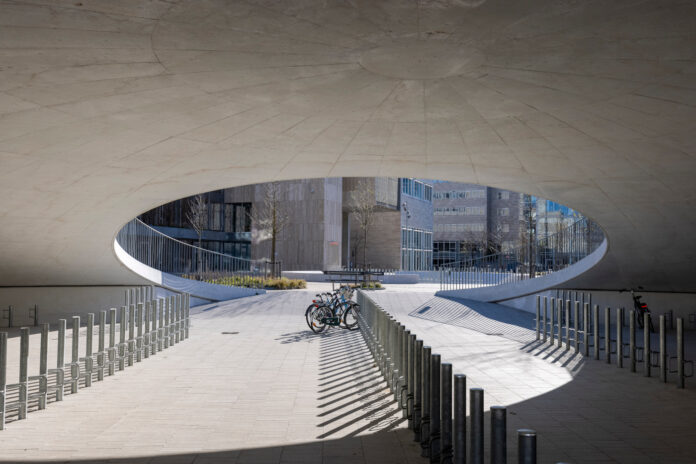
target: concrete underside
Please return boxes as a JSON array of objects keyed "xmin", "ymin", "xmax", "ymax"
[{"xmin": 0, "ymin": 0, "xmax": 696, "ymax": 292}]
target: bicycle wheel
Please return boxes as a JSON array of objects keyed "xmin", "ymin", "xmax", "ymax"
[
  {"xmin": 342, "ymin": 303, "xmax": 360, "ymax": 330},
  {"xmin": 310, "ymin": 306, "xmax": 331, "ymax": 333},
  {"xmin": 305, "ymin": 304, "xmax": 317, "ymax": 330}
]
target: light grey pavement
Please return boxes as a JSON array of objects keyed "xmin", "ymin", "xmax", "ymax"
[
  {"xmin": 367, "ymin": 291, "xmax": 696, "ymax": 464},
  {"xmin": 0, "ymin": 291, "xmax": 421, "ymax": 463}
]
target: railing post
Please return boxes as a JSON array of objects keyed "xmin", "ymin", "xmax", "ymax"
[
  {"xmin": 470, "ymin": 388, "xmax": 484, "ymax": 464},
  {"xmin": 677, "ymin": 318, "xmax": 684, "ymax": 389},
  {"xmin": 0, "ymin": 332, "xmax": 6, "ymax": 430},
  {"xmin": 440, "ymin": 363, "xmax": 453, "ymax": 463},
  {"xmin": 38, "ymin": 323, "xmax": 48, "ymax": 409},
  {"xmin": 453, "ymin": 374, "xmax": 466, "ymax": 464},
  {"xmin": 491, "ymin": 406, "xmax": 507, "ymax": 464},
  {"xmin": 518, "ymin": 429, "xmax": 537, "ymax": 464},
  {"xmin": 660, "ymin": 315, "xmax": 667, "ymax": 383},
  {"xmin": 429, "ymin": 353, "xmax": 441, "ymax": 463},
  {"xmin": 18, "ymin": 327, "xmax": 29, "ymax": 419},
  {"xmin": 644, "ymin": 312, "xmax": 651, "ymax": 377},
  {"xmin": 84, "ymin": 313, "xmax": 94, "ymax": 387},
  {"xmin": 56, "ymin": 319, "xmax": 66, "ymax": 400}
]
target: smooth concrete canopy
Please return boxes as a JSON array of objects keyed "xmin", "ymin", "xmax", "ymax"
[{"xmin": 0, "ymin": 0, "xmax": 695, "ymax": 291}]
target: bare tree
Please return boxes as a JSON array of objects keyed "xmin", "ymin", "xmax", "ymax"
[
  {"xmin": 349, "ymin": 179, "xmax": 376, "ymax": 269},
  {"xmin": 186, "ymin": 194, "xmax": 208, "ymax": 279},
  {"xmin": 250, "ymin": 182, "xmax": 288, "ymax": 276}
]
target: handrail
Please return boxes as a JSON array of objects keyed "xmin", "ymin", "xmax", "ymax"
[{"xmin": 116, "ymin": 218, "xmax": 280, "ymax": 278}]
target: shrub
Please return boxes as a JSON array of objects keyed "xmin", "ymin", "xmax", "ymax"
[{"xmin": 197, "ymin": 275, "xmax": 306, "ymax": 290}]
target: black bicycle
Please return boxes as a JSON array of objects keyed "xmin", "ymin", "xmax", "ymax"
[{"xmin": 622, "ymin": 288, "xmax": 655, "ymax": 332}]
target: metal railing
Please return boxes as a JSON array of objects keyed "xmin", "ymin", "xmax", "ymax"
[
  {"xmin": 116, "ymin": 218, "xmax": 280, "ymax": 278},
  {"xmin": 356, "ymin": 291, "xmax": 540, "ymax": 463},
  {"xmin": 440, "ymin": 217, "xmax": 604, "ymax": 291},
  {"xmin": 0, "ymin": 287, "xmax": 190, "ymax": 430}
]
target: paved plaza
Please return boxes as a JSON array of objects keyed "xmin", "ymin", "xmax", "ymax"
[{"xmin": 2, "ymin": 290, "xmax": 696, "ymax": 463}]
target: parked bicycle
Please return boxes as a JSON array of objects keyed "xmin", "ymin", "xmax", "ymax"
[
  {"xmin": 622, "ymin": 288, "xmax": 655, "ymax": 332},
  {"xmin": 305, "ymin": 285, "xmax": 360, "ymax": 333}
]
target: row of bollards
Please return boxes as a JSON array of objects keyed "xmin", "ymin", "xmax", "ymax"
[
  {"xmin": 534, "ymin": 295, "xmax": 691, "ymax": 388},
  {"xmin": 0, "ymin": 289, "xmax": 190, "ymax": 430},
  {"xmin": 357, "ymin": 291, "xmax": 538, "ymax": 463}
]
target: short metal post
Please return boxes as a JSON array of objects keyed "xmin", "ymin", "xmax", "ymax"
[
  {"xmin": 549, "ymin": 299, "xmax": 554, "ymax": 345},
  {"xmin": 152, "ymin": 299, "xmax": 159, "ymax": 354},
  {"xmin": 535, "ymin": 296, "xmax": 540, "ymax": 340},
  {"xmin": 128, "ymin": 304, "xmax": 135, "ymax": 366},
  {"xmin": 98, "ymin": 310, "xmax": 106, "ymax": 381},
  {"xmin": 491, "ymin": 406, "xmax": 507, "ymax": 464},
  {"xmin": 557, "ymin": 300, "xmax": 563, "ymax": 347},
  {"xmin": 109, "ymin": 308, "xmax": 116, "ymax": 376},
  {"xmin": 605, "ymin": 307, "xmax": 611, "ymax": 364},
  {"xmin": 470, "ymin": 388, "xmax": 484, "ymax": 464},
  {"xmin": 660, "ymin": 315, "xmax": 667, "ymax": 383},
  {"xmin": 136, "ymin": 302, "xmax": 143, "ymax": 363},
  {"xmin": 453, "ymin": 374, "xmax": 466, "ymax": 464},
  {"xmin": 169, "ymin": 296, "xmax": 176, "ymax": 346},
  {"xmin": 573, "ymin": 301, "xmax": 579, "ymax": 353},
  {"xmin": 185, "ymin": 293, "xmax": 190, "ymax": 338},
  {"xmin": 56, "ymin": 319, "xmax": 66, "ymax": 400},
  {"xmin": 518, "ymin": 429, "xmax": 537, "ymax": 464},
  {"xmin": 421, "ymin": 346, "xmax": 432, "ymax": 457},
  {"xmin": 18, "ymin": 327, "xmax": 29, "ymax": 419},
  {"xmin": 164, "ymin": 298, "xmax": 170, "ymax": 349},
  {"xmin": 441, "ymin": 363, "xmax": 453, "ymax": 463},
  {"xmin": 413, "ymin": 339, "xmax": 423, "ymax": 438},
  {"xmin": 119, "ymin": 306, "xmax": 126, "ymax": 371},
  {"xmin": 429, "ymin": 354, "xmax": 441, "ymax": 463},
  {"xmin": 677, "ymin": 318, "xmax": 684, "ymax": 389},
  {"xmin": 0, "ymin": 332, "xmax": 6, "ymax": 430},
  {"xmin": 144, "ymin": 301, "xmax": 150, "ymax": 359},
  {"xmin": 583, "ymin": 303, "xmax": 589, "ymax": 357},
  {"xmin": 644, "ymin": 312, "xmax": 651, "ymax": 377},
  {"xmin": 593, "ymin": 305, "xmax": 599, "ymax": 360},
  {"xmin": 564, "ymin": 300, "xmax": 570, "ymax": 350},
  {"xmin": 617, "ymin": 308, "xmax": 623, "ymax": 368},
  {"xmin": 176, "ymin": 294, "xmax": 182, "ymax": 343},
  {"xmin": 71, "ymin": 316, "xmax": 80, "ymax": 394},
  {"xmin": 407, "ymin": 333, "xmax": 415, "ymax": 427},
  {"xmin": 542, "ymin": 297, "xmax": 547, "ymax": 343},
  {"xmin": 38, "ymin": 323, "xmax": 48, "ymax": 409},
  {"xmin": 629, "ymin": 309, "xmax": 636, "ymax": 372},
  {"xmin": 84, "ymin": 313, "xmax": 94, "ymax": 387}
]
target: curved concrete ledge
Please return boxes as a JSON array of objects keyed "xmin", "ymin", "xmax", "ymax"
[
  {"xmin": 114, "ymin": 240, "xmax": 264, "ymax": 303},
  {"xmin": 436, "ymin": 238, "xmax": 608, "ymax": 303}
]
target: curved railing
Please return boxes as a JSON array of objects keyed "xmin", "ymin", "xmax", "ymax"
[
  {"xmin": 116, "ymin": 219, "xmax": 279, "ymax": 278},
  {"xmin": 440, "ymin": 217, "xmax": 604, "ymax": 290}
]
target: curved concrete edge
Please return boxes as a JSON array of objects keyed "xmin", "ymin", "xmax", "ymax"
[
  {"xmin": 436, "ymin": 239, "xmax": 609, "ymax": 303},
  {"xmin": 114, "ymin": 240, "xmax": 265, "ymax": 303}
]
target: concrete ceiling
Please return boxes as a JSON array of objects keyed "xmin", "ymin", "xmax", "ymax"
[{"xmin": 0, "ymin": 0, "xmax": 695, "ymax": 291}]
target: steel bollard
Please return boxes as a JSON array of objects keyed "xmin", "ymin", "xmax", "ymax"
[
  {"xmin": 573, "ymin": 301, "xmax": 579, "ymax": 353},
  {"xmin": 70, "ymin": 317, "xmax": 80, "ymax": 394},
  {"xmin": 421, "ymin": 346, "xmax": 432, "ymax": 457},
  {"xmin": 164, "ymin": 298, "xmax": 171, "ymax": 349},
  {"xmin": 407, "ymin": 333, "xmax": 416, "ymax": 428},
  {"xmin": 119, "ymin": 306, "xmax": 127, "ymax": 371},
  {"xmin": 56, "ymin": 319, "xmax": 66, "ymax": 400},
  {"xmin": 583, "ymin": 302, "xmax": 590, "ymax": 357},
  {"xmin": 136, "ymin": 303, "xmax": 144, "ymax": 363},
  {"xmin": 127, "ymin": 305, "xmax": 135, "ymax": 366},
  {"xmin": 84, "ymin": 313, "xmax": 94, "ymax": 387},
  {"xmin": 441, "ymin": 363, "xmax": 453, "ymax": 463},
  {"xmin": 542, "ymin": 297, "xmax": 547, "ymax": 343},
  {"xmin": 677, "ymin": 318, "xmax": 684, "ymax": 388},
  {"xmin": 535, "ymin": 296, "xmax": 540, "ymax": 341},
  {"xmin": 470, "ymin": 388, "xmax": 484, "ymax": 464},
  {"xmin": 429, "ymin": 354, "xmax": 441, "ymax": 463},
  {"xmin": 660, "ymin": 315, "xmax": 666, "ymax": 383},
  {"xmin": 0, "ymin": 332, "xmax": 6, "ymax": 430},
  {"xmin": 491, "ymin": 406, "xmax": 507, "ymax": 464},
  {"xmin": 564, "ymin": 300, "xmax": 570, "ymax": 350},
  {"xmin": 413, "ymin": 339, "xmax": 423, "ymax": 440},
  {"xmin": 453, "ymin": 374, "xmax": 466, "ymax": 464},
  {"xmin": 18, "ymin": 328, "xmax": 29, "ymax": 419},
  {"xmin": 185, "ymin": 293, "xmax": 190, "ymax": 338},
  {"xmin": 629, "ymin": 310, "xmax": 636, "ymax": 372},
  {"xmin": 169, "ymin": 296, "xmax": 176, "ymax": 346},
  {"xmin": 644, "ymin": 312, "xmax": 651, "ymax": 377},
  {"xmin": 549, "ymin": 299, "xmax": 554, "ymax": 345},
  {"xmin": 593, "ymin": 305, "xmax": 599, "ymax": 360},
  {"xmin": 108, "ymin": 309, "xmax": 116, "ymax": 376},
  {"xmin": 152, "ymin": 299, "xmax": 159, "ymax": 354},
  {"xmin": 605, "ymin": 307, "xmax": 611, "ymax": 364},
  {"xmin": 37, "ymin": 323, "xmax": 48, "ymax": 409},
  {"xmin": 517, "ymin": 429, "xmax": 537, "ymax": 464},
  {"xmin": 617, "ymin": 308, "xmax": 623, "ymax": 368},
  {"xmin": 144, "ymin": 301, "xmax": 150, "ymax": 359}
]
